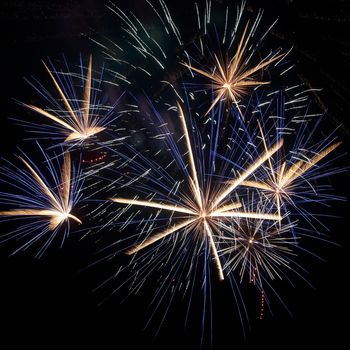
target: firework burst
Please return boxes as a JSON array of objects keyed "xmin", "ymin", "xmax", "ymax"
[
  {"xmin": 110, "ymin": 102, "xmax": 282, "ymax": 280},
  {"xmin": 0, "ymin": 147, "xmax": 83, "ymax": 256},
  {"xmin": 18, "ymin": 55, "xmax": 119, "ymax": 147},
  {"xmin": 234, "ymin": 113, "xmax": 345, "ymax": 230},
  {"xmin": 242, "ymin": 142, "xmax": 341, "ymax": 219},
  {"xmin": 218, "ymin": 196, "xmax": 298, "ymax": 286},
  {"xmin": 93, "ymin": 1, "xmax": 288, "ymax": 102},
  {"xmin": 182, "ymin": 23, "xmax": 283, "ymax": 117}
]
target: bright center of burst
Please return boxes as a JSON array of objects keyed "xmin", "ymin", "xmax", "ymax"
[
  {"xmin": 223, "ymin": 82, "xmax": 231, "ymax": 90},
  {"xmin": 57, "ymin": 212, "xmax": 69, "ymax": 222},
  {"xmin": 200, "ymin": 210, "xmax": 207, "ymax": 219}
]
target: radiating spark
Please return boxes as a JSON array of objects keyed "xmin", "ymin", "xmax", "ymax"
[
  {"xmin": 0, "ymin": 149, "xmax": 83, "ymax": 256},
  {"xmin": 279, "ymin": 142, "xmax": 341, "ymax": 188},
  {"xmin": 110, "ymin": 197, "xmax": 197, "ymax": 215},
  {"xmin": 242, "ymin": 142, "xmax": 342, "ymax": 218},
  {"xmin": 177, "ymin": 103, "xmax": 202, "ymax": 209},
  {"xmin": 21, "ymin": 55, "xmax": 117, "ymax": 145},
  {"xmin": 0, "ymin": 152, "xmax": 81, "ymax": 228},
  {"xmin": 111, "ymin": 103, "xmax": 282, "ymax": 280},
  {"xmin": 203, "ymin": 219, "xmax": 224, "ymax": 281},
  {"xmin": 182, "ymin": 23, "xmax": 283, "ymax": 116},
  {"xmin": 125, "ymin": 217, "xmax": 197, "ymax": 255}
]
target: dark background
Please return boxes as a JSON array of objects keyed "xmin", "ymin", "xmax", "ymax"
[{"xmin": 1, "ymin": 0, "xmax": 349, "ymax": 348}]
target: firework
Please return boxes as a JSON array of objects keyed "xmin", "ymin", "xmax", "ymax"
[
  {"xmin": 110, "ymin": 102, "xmax": 282, "ymax": 280},
  {"xmin": 232, "ymin": 113, "xmax": 345, "ymax": 230},
  {"xmin": 181, "ymin": 23, "xmax": 283, "ymax": 117},
  {"xmin": 18, "ymin": 55, "xmax": 119, "ymax": 146},
  {"xmin": 0, "ymin": 0, "xmax": 345, "ymax": 345},
  {"xmin": 93, "ymin": 1, "xmax": 288, "ymax": 103},
  {"xmin": 78, "ymin": 2, "xmax": 345, "ymax": 336},
  {"xmin": 93, "ymin": 91, "xmax": 290, "ymax": 299},
  {"xmin": 218, "ymin": 201, "xmax": 298, "ymax": 285},
  {"xmin": 89, "ymin": 78, "xmax": 344, "ymax": 341},
  {"xmin": 0, "ymin": 147, "xmax": 83, "ymax": 256},
  {"xmin": 242, "ymin": 141, "xmax": 341, "ymax": 219}
]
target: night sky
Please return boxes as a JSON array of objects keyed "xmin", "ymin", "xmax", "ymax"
[{"xmin": 1, "ymin": 0, "xmax": 350, "ymax": 348}]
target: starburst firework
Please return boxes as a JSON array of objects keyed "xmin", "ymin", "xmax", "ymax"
[
  {"xmin": 218, "ymin": 195, "xmax": 298, "ymax": 285},
  {"xmin": 110, "ymin": 102, "xmax": 282, "ymax": 280},
  {"xmin": 234, "ymin": 116, "xmax": 345, "ymax": 227},
  {"xmin": 0, "ymin": 148, "xmax": 83, "ymax": 256},
  {"xmin": 18, "ymin": 55, "xmax": 118, "ymax": 146},
  {"xmin": 182, "ymin": 23, "xmax": 283, "ymax": 116}
]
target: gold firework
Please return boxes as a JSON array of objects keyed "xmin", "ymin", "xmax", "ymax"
[
  {"xmin": 182, "ymin": 23, "xmax": 283, "ymax": 116},
  {"xmin": 0, "ymin": 152, "xmax": 81, "ymax": 230},
  {"xmin": 111, "ymin": 102, "xmax": 283, "ymax": 281},
  {"xmin": 241, "ymin": 130, "xmax": 341, "ymax": 219},
  {"xmin": 24, "ymin": 55, "xmax": 106, "ymax": 143}
]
